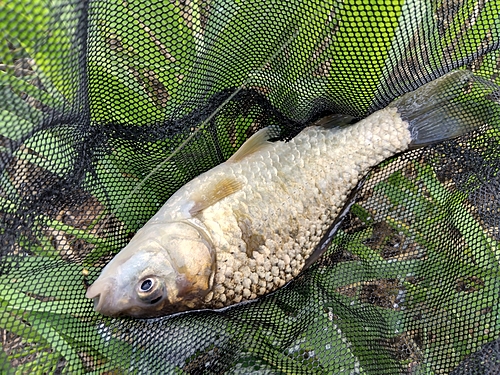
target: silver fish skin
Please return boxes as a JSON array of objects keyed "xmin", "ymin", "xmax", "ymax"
[{"xmin": 86, "ymin": 70, "xmax": 496, "ymax": 317}]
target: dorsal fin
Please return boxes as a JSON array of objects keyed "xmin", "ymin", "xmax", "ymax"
[
  {"xmin": 189, "ymin": 176, "xmax": 243, "ymax": 216},
  {"xmin": 227, "ymin": 127, "xmax": 273, "ymax": 163},
  {"xmin": 312, "ymin": 114, "xmax": 356, "ymax": 128}
]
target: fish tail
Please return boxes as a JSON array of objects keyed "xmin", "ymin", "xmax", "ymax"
[{"xmin": 389, "ymin": 70, "xmax": 499, "ymax": 147}]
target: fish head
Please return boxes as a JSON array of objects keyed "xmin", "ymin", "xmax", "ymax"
[{"xmin": 85, "ymin": 221, "xmax": 216, "ymax": 317}]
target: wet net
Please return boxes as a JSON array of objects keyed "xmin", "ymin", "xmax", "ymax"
[{"xmin": 1, "ymin": 0, "xmax": 500, "ymax": 373}]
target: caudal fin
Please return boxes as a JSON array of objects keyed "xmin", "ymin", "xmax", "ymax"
[{"xmin": 389, "ymin": 70, "xmax": 499, "ymax": 147}]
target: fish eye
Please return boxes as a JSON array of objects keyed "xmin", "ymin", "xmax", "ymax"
[
  {"xmin": 140, "ymin": 278, "xmax": 154, "ymax": 292},
  {"xmin": 136, "ymin": 276, "xmax": 165, "ymax": 305}
]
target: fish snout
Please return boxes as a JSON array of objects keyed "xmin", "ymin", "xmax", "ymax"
[{"xmin": 85, "ymin": 277, "xmax": 121, "ymax": 316}]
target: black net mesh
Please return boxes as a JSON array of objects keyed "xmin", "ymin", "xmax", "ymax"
[{"xmin": 1, "ymin": 0, "xmax": 500, "ymax": 373}]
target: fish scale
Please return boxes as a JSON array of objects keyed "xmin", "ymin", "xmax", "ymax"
[
  {"xmin": 86, "ymin": 70, "xmax": 498, "ymax": 317},
  {"xmin": 198, "ymin": 107, "xmax": 411, "ymax": 307}
]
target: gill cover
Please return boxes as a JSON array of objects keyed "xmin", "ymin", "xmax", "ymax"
[{"xmin": 85, "ymin": 221, "xmax": 216, "ymax": 317}]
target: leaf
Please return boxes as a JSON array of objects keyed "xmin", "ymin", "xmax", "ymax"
[
  {"xmin": 0, "ymin": 86, "xmax": 43, "ymax": 133},
  {"xmin": 23, "ymin": 312, "xmax": 85, "ymax": 373},
  {"xmin": 1, "ymin": 0, "xmax": 80, "ymax": 103},
  {"xmin": 91, "ymin": 153, "xmax": 161, "ymax": 232},
  {"xmin": 0, "ymin": 110, "xmax": 39, "ymax": 141},
  {"xmin": 87, "ymin": 0, "xmax": 197, "ymax": 123},
  {"xmin": 0, "ymin": 70, "xmax": 65, "ymax": 109}
]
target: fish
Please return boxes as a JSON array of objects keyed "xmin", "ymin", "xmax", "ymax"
[{"xmin": 86, "ymin": 70, "xmax": 497, "ymax": 317}]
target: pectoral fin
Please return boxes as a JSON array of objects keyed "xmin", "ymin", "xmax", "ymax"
[{"xmin": 189, "ymin": 177, "xmax": 243, "ymax": 216}]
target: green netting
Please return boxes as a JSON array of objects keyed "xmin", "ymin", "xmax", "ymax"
[{"xmin": 1, "ymin": 0, "xmax": 500, "ymax": 373}]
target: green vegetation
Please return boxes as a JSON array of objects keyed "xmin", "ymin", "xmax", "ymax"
[{"xmin": 316, "ymin": 160, "xmax": 500, "ymax": 373}]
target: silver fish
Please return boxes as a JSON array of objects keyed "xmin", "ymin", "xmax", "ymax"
[{"xmin": 86, "ymin": 70, "xmax": 495, "ymax": 317}]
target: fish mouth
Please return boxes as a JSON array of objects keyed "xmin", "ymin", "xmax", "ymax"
[
  {"xmin": 85, "ymin": 277, "xmax": 116, "ymax": 314},
  {"xmin": 86, "ymin": 277, "xmax": 145, "ymax": 317}
]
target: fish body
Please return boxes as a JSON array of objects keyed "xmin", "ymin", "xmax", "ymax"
[{"xmin": 86, "ymin": 70, "xmax": 496, "ymax": 317}]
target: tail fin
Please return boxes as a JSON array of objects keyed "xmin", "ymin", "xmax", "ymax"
[{"xmin": 388, "ymin": 70, "xmax": 500, "ymax": 147}]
